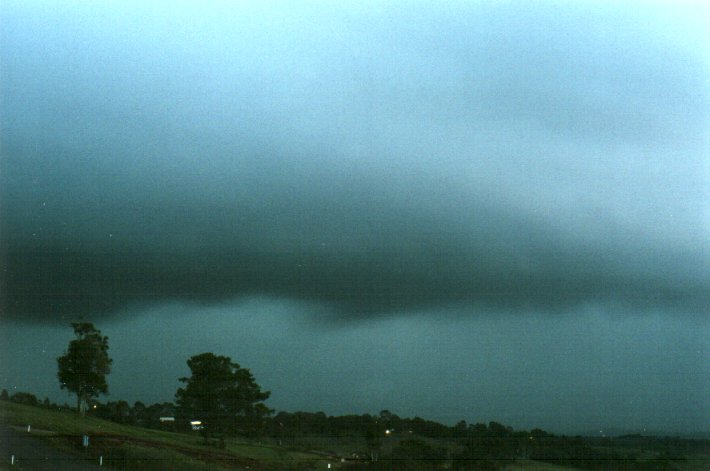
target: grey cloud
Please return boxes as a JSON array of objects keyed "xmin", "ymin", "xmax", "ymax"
[{"xmin": 1, "ymin": 2, "xmax": 707, "ymax": 322}]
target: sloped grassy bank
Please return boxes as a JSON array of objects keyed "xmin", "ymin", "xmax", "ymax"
[{"xmin": 0, "ymin": 401, "xmax": 326, "ymax": 470}]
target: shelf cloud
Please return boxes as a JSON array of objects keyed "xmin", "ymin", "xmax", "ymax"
[{"xmin": 1, "ymin": 1, "xmax": 707, "ymax": 322}]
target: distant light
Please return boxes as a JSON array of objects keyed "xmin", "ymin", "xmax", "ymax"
[
  {"xmin": 93, "ymin": 405, "xmax": 97, "ymax": 409},
  {"xmin": 190, "ymin": 420, "xmax": 204, "ymax": 431},
  {"xmin": 385, "ymin": 429, "xmax": 391, "ymax": 435}
]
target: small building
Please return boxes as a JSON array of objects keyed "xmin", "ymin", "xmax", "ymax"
[{"xmin": 159, "ymin": 416, "xmax": 176, "ymax": 430}]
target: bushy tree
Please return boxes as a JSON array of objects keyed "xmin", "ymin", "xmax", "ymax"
[
  {"xmin": 98, "ymin": 400, "xmax": 131, "ymax": 424},
  {"xmin": 57, "ymin": 322, "xmax": 112, "ymax": 416},
  {"xmin": 132, "ymin": 401, "xmax": 147, "ymax": 426},
  {"xmin": 175, "ymin": 353, "xmax": 271, "ymax": 441},
  {"xmin": 10, "ymin": 391, "xmax": 38, "ymax": 406}
]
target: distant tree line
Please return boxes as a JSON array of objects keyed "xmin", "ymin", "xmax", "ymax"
[
  {"xmin": 1, "ymin": 389, "xmax": 70, "ymax": 410},
  {"xmin": 264, "ymin": 409, "xmax": 452, "ymax": 442},
  {"xmin": 93, "ymin": 400, "xmax": 177, "ymax": 429}
]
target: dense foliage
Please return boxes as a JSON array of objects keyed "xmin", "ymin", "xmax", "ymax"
[
  {"xmin": 56, "ymin": 322, "xmax": 112, "ymax": 415},
  {"xmin": 175, "ymin": 352, "xmax": 272, "ymax": 441}
]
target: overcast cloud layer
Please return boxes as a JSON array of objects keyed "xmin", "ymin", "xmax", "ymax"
[
  {"xmin": 1, "ymin": 1, "xmax": 709, "ymax": 435},
  {"xmin": 1, "ymin": 2, "xmax": 708, "ymax": 322}
]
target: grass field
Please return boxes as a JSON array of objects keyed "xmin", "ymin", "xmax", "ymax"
[
  {"xmin": 502, "ymin": 461, "xmax": 579, "ymax": 471},
  {"xmin": 0, "ymin": 401, "xmax": 578, "ymax": 470},
  {"xmin": 0, "ymin": 400, "xmax": 331, "ymax": 470},
  {"xmin": 2, "ymin": 400, "xmax": 707, "ymax": 470}
]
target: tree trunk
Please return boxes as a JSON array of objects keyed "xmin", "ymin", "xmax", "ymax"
[{"xmin": 77, "ymin": 394, "xmax": 86, "ymax": 417}]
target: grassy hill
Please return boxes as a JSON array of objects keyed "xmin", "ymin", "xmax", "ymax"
[
  {"xmin": 0, "ymin": 400, "xmax": 580, "ymax": 470},
  {"xmin": 2, "ymin": 400, "xmax": 707, "ymax": 470},
  {"xmin": 0, "ymin": 400, "xmax": 329, "ymax": 470}
]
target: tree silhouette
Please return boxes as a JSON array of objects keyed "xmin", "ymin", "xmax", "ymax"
[
  {"xmin": 57, "ymin": 322, "xmax": 112, "ymax": 416},
  {"xmin": 176, "ymin": 353, "xmax": 271, "ymax": 442}
]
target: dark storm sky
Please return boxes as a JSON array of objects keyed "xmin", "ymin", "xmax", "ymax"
[{"xmin": 1, "ymin": 1, "xmax": 708, "ymax": 434}]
